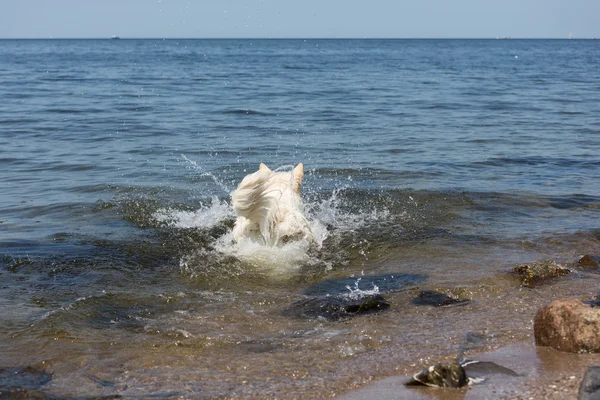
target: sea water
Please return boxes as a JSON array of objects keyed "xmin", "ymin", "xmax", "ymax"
[{"xmin": 1, "ymin": 39, "xmax": 599, "ymax": 398}]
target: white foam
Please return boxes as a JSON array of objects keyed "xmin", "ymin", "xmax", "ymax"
[
  {"xmin": 153, "ymin": 196, "xmax": 231, "ymax": 229},
  {"xmin": 344, "ymin": 277, "xmax": 380, "ymax": 300},
  {"xmin": 156, "ymin": 184, "xmax": 400, "ymax": 277},
  {"xmin": 214, "ymin": 231, "xmax": 312, "ymax": 276}
]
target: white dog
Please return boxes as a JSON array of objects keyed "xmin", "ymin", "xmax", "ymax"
[{"xmin": 231, "ymin": 163, "xmax": 313, "ymax": 246}]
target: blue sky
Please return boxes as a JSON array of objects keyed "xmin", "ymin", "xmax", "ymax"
[{"xmin": 1, "ymin": 0, "xmax": 598, "ymax": 39}]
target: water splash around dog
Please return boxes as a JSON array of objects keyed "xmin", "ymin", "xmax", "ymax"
[{"xmin": 149, "ymin": 160, "xmax": 421, "ymax": 278}]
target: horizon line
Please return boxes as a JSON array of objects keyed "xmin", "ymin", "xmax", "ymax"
[{"xmin": 0, "ymin": 36, "xmax": 596, "ymax": 40}]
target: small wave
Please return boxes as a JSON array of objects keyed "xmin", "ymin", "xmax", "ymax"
[
  {"xmin": 475, "ymin": 156, "xmax": 586, "ymax": 167},
  {"xmin": 0, "ymin": 118, "xmax": 40, "ymax": 124},
  {"xmin": 45, "ymin": 108, "xmax": 93, "ymax": 114},
  {"xmin": 222, "ymin": 109, "xmax": 268, "ymax": 116},
  {"xmin": 422, "ymin": 103, "xmax": 466, "ymax": 110},
  {"xmin": 117, "ymin": 106, "xmax": 155, "ymax": 112},
  {"xmin": 547, "ymin": 194, "xmax": 600, "ymax": 210},
  {"xmin": 39, "ymin": 296, "xmax": 90, "ymax": 321},
  {"xmin": 283, "ymin": 65, "xmax": 311, "ymax": 70},
  {"xmin": 557, "ymin": 110, "xmax": 584, "ymax": 115}
]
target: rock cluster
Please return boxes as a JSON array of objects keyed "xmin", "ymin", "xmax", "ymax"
[{"xmin": 512, "ymin": 259, "xmax": 571, "ymax": 287}]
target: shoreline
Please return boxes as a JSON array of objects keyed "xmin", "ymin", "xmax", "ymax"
[{"xmin": 337, "ymin": 340, "xmax": 600, "ymax": 399}]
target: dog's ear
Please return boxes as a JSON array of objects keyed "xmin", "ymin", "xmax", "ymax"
[
  {"xmin": 259, "ymin": 163, "xmax": 271, "ymax": 172},
  {"xmin": 292, "ymin": 163, "xmax": 304, "ymax": 193}
]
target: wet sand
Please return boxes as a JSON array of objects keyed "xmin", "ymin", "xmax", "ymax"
[
  {"xmin": 338, "ymin": 341, "xmax": 600, "ymax": 399},
  {"xmin": 332, "ymin": 244, "xmax": 600, "ymax": 400}
]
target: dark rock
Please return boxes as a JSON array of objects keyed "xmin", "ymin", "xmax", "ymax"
[
  {"xmin": 405, "ymin": 361, "xmax": 468, "ymax": 388},
  {"xmin": 512, "ymin": 259, "xmax": 571, "ymax": 287},
  {"xmin": 282, "ymin": 294, "xmax": 390, "ymax": 321},
  {"xmin": 0, "ymin": 366, "xmax": 51, "ymax": 391},
  {"xmin": 576, "ymin": 255, "xmax": 600, "ymax": 270},
  {"xmin": 534, "ymin": 298, "xmax": 600, "ymax": 353},
  {"xmin": 0, "ymin": 388, "xmax": 52, "ymax": 399},
  {"xmin": 579, "ymin": 366, "xmax": 600, "ymax": 400},
  {"xmin": 585, "ymin": 296, "xmax": 600, "ymax": 308},
  {"xmin": 0, "ymin": 366, "xmax": 53, "ymax": 399},
  {"xmin": 412, "ymin": 290, "xmax": 470, "ymax": 307},
  {"xmin": 303, "ymin": 273, "xmax": 426, "ymax": 297},
  {"xmin": 405, "ymin": 359, "xmax": 519, "ymax": 389}
]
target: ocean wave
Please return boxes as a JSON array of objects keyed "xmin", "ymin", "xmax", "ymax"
[{"xmin": 221, "ymin": 109, "xmax": 269, "ymax": 116}]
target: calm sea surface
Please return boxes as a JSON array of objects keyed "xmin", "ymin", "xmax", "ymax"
[{"xmin": 1, "ymin": 39, "xmax": 599, "ymax": 398}]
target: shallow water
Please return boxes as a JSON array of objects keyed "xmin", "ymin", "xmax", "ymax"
[{"xmin": 1, "ymin": 39, "xmax": 600, "ymax": 398}]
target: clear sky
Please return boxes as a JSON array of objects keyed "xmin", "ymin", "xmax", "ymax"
[{"xmin": 1, "ymin": 0, "xmax": 598, "ymax": 39}]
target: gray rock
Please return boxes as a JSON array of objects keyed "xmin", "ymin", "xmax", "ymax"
[
  {"xmin": 0, "ymin": 366, "xmax": 53, "ymax": 400},
  {"xmin": 412, "ymin": 290, "xmax": 470, "ymax": 307},
  {"xmin": 579, "ymin": 365, "xmax": 600, "ymax": 400},
  {"xmin": 0, "ymin": 366, "xmax": 51, "ymax": 391},
  {"xmin": 282, "ymin": 294, "xmax": 390, "ymax": 321}
]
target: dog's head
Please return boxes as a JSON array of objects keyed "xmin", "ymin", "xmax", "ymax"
[
  {"xmin": 231, "ymin": 163, "xmax": 310, "ymax": 245},
  {"xmin": 232, "ymin": 163, "xmax": 304, "ymax": 218},
  {"xmin": 258, "ymin": 162, "xmax": 303, "ymax": 193}
]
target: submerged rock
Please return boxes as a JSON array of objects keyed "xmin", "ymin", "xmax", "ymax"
[
  {"xmin": 512, "ymin": 259, "xmax": 571, "ymax": 287},
  {"xmin": 534, "ymin": 298, "xmax": 600, "ymax": 353},
  {"xmin": 412, "ymin": 290, "xmax": 470, "ymax": 307},
  {"xmin": 0, "ymin": 388, "xmax": 53, "ymax": 399},
  {"xmin": 579, "ymin": 366, "xmax": 600, "ymax": 400},
  {"xmin": 303, "ymin": 273, "xmax": 426, "ymax": 297},
  {"xmin": 282, "ymin": 294, "xmax": 390, "ymax": 321},
  {"xmin": 585, "ymin": 296, "xmax": 600, "ymax": 308},
  {"xmin": 0, "ymin": 366, "xmax": 53, "ymax": 399},
  {"xmin": 575, "ymin": 254, "xmax": 600, "ymax": 270},
  {"xmin": 0, "ymin": 366, "xmax": 51, "ymax": 391},
  {"xmin": 405, "ymin": 359, "xmax": 519, "ymax": 388}
]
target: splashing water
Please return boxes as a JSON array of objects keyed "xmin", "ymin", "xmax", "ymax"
[
  {"xmin": 181, "ymin": 154, "xmax": 233, "ymax": 194},
  {"xmin": 153, "ymin": 196, "xmax": 231, "ymax": 229},
  {"xmin": 215, "ymin": 232, "xmax": 313, "ymax": 276},
  {"xmin": 150, "ymin": 161, "xmax": 409, "ymax": 277},
  {"xmin": 306, "ymin": 188, "xmax": 393, "ymax": 232},
  {"xmin": 344, "ymin": 277, "xmax": 381, "ymax": 300},
  {"xmin": 151, "ymin": 186, "xmax": 404, "ymax": 277}
]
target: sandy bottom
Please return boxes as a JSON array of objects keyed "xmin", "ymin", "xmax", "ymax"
[{"xmin": 337, "ymin": 341, "xmax": 600, "ymax": 400}]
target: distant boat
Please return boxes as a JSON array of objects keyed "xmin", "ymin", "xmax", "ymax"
[{"xmin": 111, "ymin": 36, "xmax": 120, "ymax": 40}]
